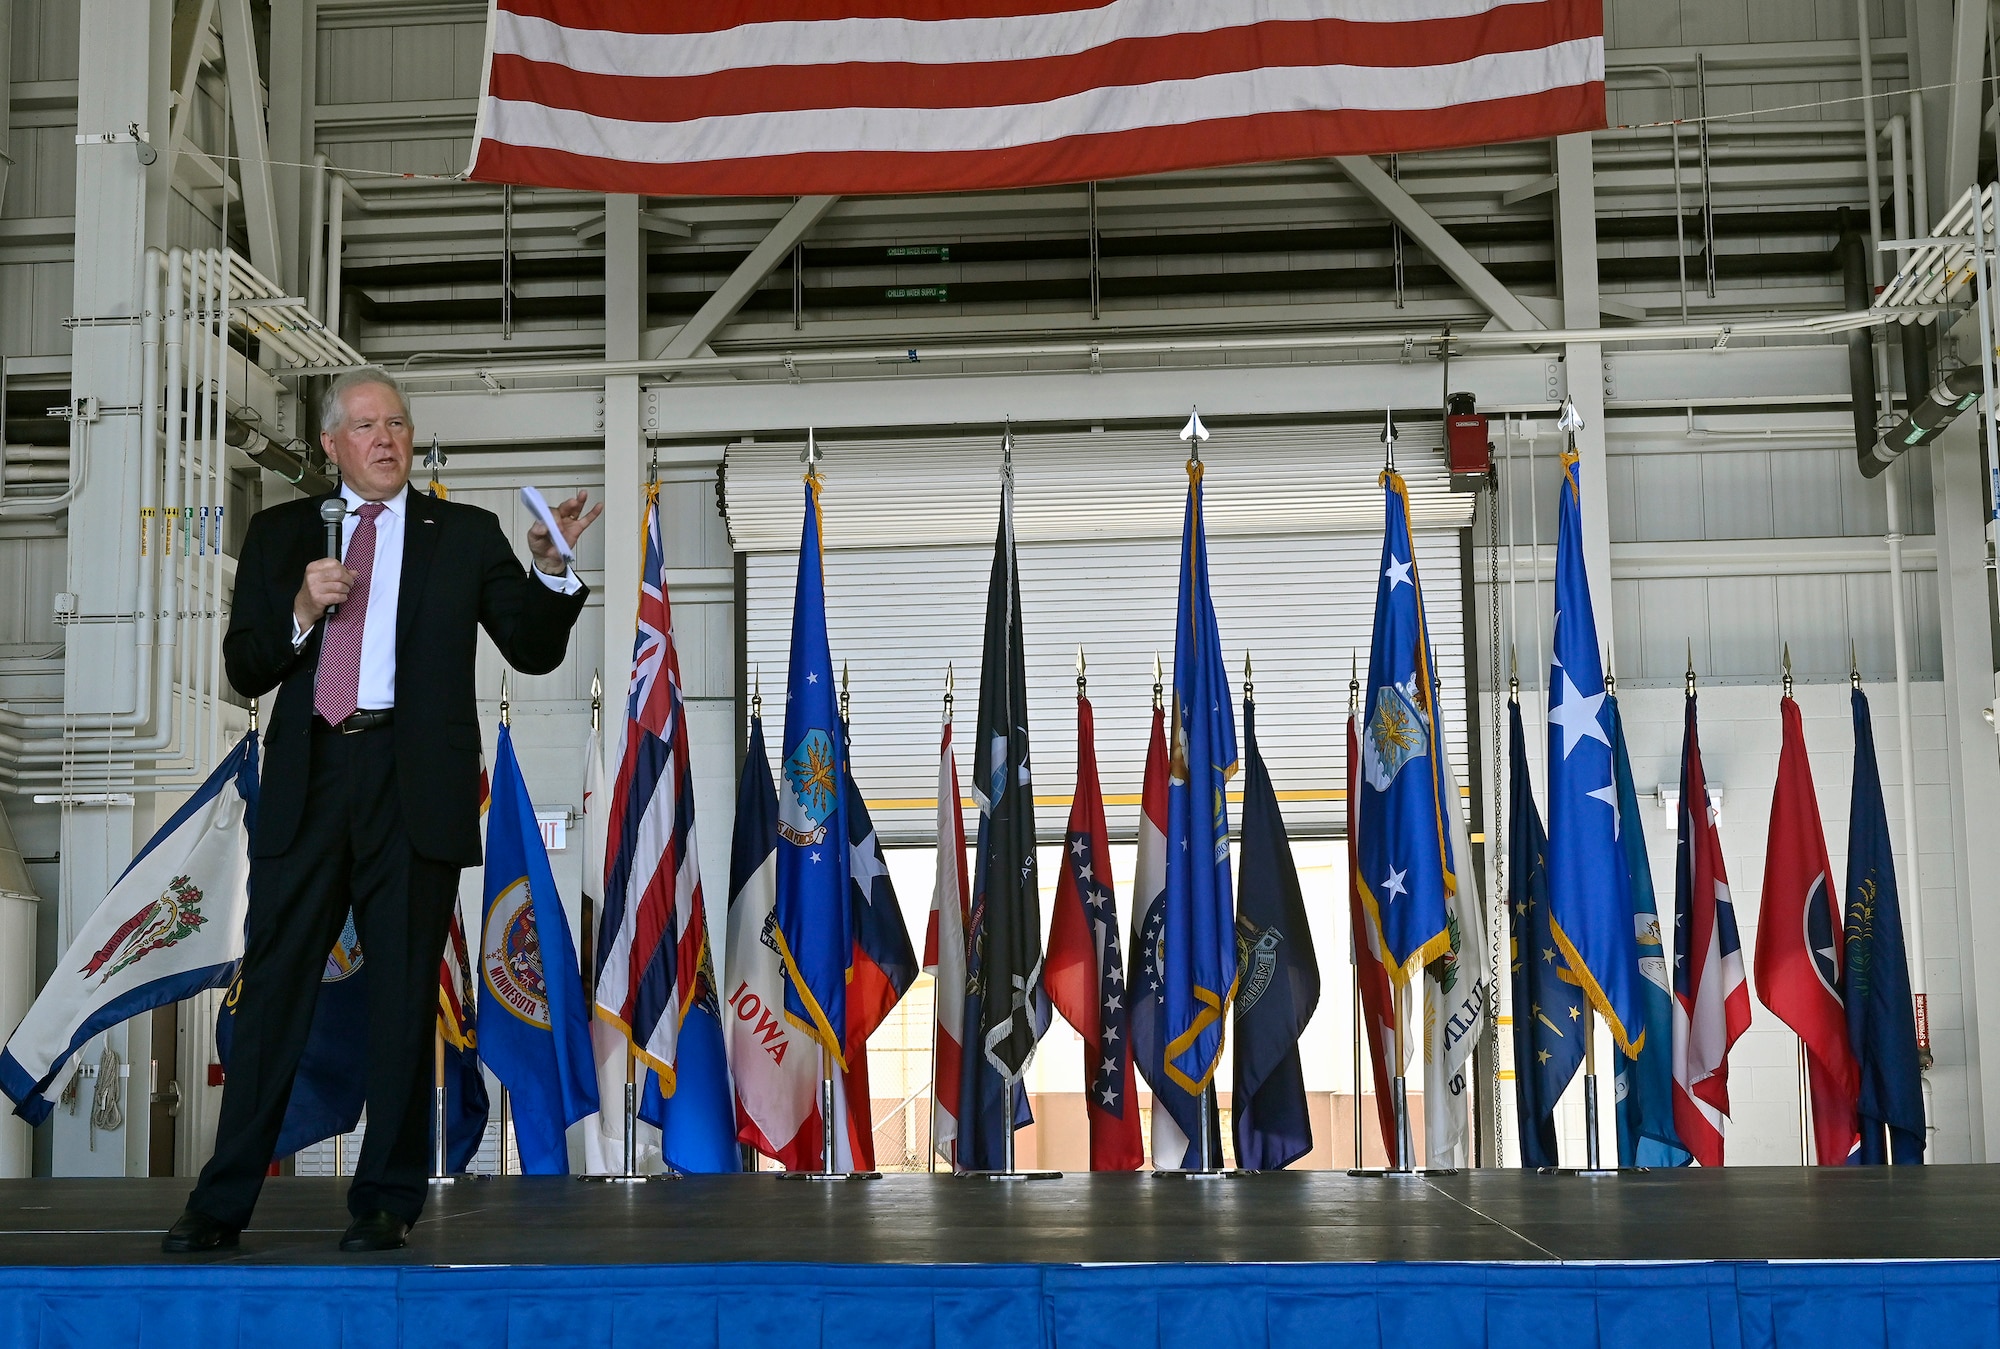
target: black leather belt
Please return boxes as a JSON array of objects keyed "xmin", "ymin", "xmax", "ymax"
[{"xmin": 316, "ymin": 708, "xmax": 394, "ymax": 734}]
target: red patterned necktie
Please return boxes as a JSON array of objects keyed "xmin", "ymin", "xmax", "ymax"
[{"xmin": 314, "ymin": 501, "xmax": 386, "ymax": 725}]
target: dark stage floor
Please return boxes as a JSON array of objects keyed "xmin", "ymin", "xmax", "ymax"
[{"xmin": 0, "ymin": 1168, "xmax": 1992, "ymax": 1268}]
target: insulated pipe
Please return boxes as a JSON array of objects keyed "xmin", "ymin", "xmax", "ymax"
[
  {"xmin": 307, "ymin": 154, "xmax": 328, "ymax": 324},
  {"xmin": 1858, "ymin": 365, "xmax": 1983, "ymax": 476},
  {"xmin": 1840, "ymin": 210, "xmax": 1881, "ymax": 473},
  {"xmin": 325, "ymin": 177, "xmax": 344, "ymax": 338}
]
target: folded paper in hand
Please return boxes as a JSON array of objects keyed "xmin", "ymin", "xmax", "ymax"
[{"xmin": 519, "ymin": 485, "xmax": 576, "ymax": 562}]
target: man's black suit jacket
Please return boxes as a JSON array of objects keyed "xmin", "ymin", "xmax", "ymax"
[{"xmin": 222, "ymin": 488, "xmax": 589, "ymax": 867}]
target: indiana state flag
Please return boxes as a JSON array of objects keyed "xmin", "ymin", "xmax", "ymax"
[
  {"xmin": 478, "ymin": 723, "xmax": 598, "ymax": 1173},
  {"xmin": 772, "ymin": 476, "xmax": 852, "ymax": 1067},
  {"xmin": 1355, "ymin": 469, "xmax": 1452, "ymax": 979},
  {"xmin": 1162, "ymin": 457, "xmax": 1239, "ymax": 1098},
  {"xmin": 1544, "ymin": 450, "xmax": 1645, "ymax": 1057},
  {"xmin": 2, "ymin": 733, "xmax": 257, "ymax": 1122}
]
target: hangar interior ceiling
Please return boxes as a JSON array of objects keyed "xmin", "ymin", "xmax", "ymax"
[{"xmin": 0, "ymin": 0, "xmax": 1995, "ymax": 1175}]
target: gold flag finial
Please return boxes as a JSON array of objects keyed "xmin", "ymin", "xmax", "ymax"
[
  {"xmin": 1850, "ymin": 640, "xmax": 1862, "ymax": 690},
  {"xmin": 1348, "ymin": 649, "xmax": 1361, "ymax": 715},
  {"xmin": 1243, "ymin": 651, "xmax": 1255, "ymax": 705},
  {"xmin": 1152, "ymin": 651, "xmax": 1164, "ymax": 711},
  {"xmin": 1076, "ymin": 646, "xmax": 1087, "ymax": 699},
  {"xmin": 500, "ymin": 670, "xmax": 511, "ymax": 727},
  {"xmin": 840, "ymin": 660, "xmax": 850, "ymax": 722},
  {"xmin": 1508, "ymin": 644, "xmax": 1518, "ymax": 701},
  {"xmin": 752, "ymin": 664, "xmax": 762, "ymax": 721},
  {"xmin": 1783, "ymin": 643, "xmax": 1793, "ymax": 700},
  {"xmin": 590, "ymin": 668, "xmax": 603, "ymax": 732},
  {"xmin": 1685, "ymin": 642, "xmax": 1696, "ymax": 698},
  {"xmin": 944, "ymin": 662, "xmax": 954, "ymax": 723}
]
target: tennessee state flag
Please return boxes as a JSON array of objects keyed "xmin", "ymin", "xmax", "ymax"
[
  {"xmin": 1757, "ymin": 693, "xmax": 1860, "ymax": 1165},
  {"xmin": 1046, "ymin": 692, "xmax": 1144, "ymax": 1171}
]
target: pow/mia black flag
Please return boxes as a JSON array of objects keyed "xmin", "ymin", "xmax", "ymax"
[
  {"xmin": 957, "ymin": 467, "xmax": 1046, "ymax": 1169},
  {"xmin": 1230, "ymin": 694, "xmax": 1320, "ymax": 1170}
]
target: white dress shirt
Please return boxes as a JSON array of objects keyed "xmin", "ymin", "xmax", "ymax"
[{"xmin": 293, "ymin": 483, "xmax": 581, "ymax": 709}]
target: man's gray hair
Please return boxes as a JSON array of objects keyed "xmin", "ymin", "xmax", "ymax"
[{"xmin": 321, "ymin": 366, "xmax": 413, "ymax": 435}]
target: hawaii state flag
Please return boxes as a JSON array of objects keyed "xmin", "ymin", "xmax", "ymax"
[
  {"xmin": 1757, "ymin": 693, "xmax": 1860, "ymax": 1165},
  {"xmin": 926, "ymin": 720, "xmax": 971, "ymax": 1169},
  {"xmin": 2, "ymin": 733, "xmax": 258, "ymax": 1122},
  {"xmin": 1046, "ymin": 693, "xmax": 1143, "ymax": 1171},
  {"xmin": 478, "ymin": 723, "xmax": 598, "ymax": 1173},
  {"xmin": 1671, "ymin": 688, "xmax": 1750, "ymax": 1166}
]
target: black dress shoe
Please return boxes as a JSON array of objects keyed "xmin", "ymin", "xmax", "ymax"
[
  {"xmin": 339, "ymin": 1210, "xmax": 410, "ymax": 1252},
  {"xmin": 161, "ymin": 1208, "xmax": 239, "ymax": 1253}
]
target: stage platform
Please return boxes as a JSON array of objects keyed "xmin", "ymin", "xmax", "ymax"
[{"xmin": 2, "ymin": 1171, "xmax": 1998, "ymax": 1348}]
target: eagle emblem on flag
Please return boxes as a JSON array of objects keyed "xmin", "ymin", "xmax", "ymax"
[
  {"xmin": 79, "ymin": 874, "xmax": 208, "ymax": 985},
  {"xmin": 1363, "ymin": 680, "xmax": 1429, "ymax": 791}
]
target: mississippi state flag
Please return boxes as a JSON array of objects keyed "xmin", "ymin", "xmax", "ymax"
[
  {"xmin": 1046, "ymin": 694, "xmax": 1143, "ymax": 1171},
  {"xmin": 925, "ymin": 721, "xmax": 971, "ymax": 1169},
  {"xmin": 1671, "ymin": 689, "xmax": 1751, "ymax": 1166},
  {"xmin": 598, "ymin": 484, "xmax": 704, "ymax": 1091},
  {"xmin": 1757, "ymin": 694, "xmax": 1860, "ymax": 1165}
]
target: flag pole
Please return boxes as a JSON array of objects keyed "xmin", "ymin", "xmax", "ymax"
[
  {"xmin": 927, "ymin": 663, "xmax": 952, "ymax": 1176},
  {"xmin": 429, "ymin": 1029, "xmax": 451, "ymax": 1183},
  {"xmin": 1349, "ymin": 652, "xmax": 1365, "ymax": 1171},
  {"xmin": 498, "ymin": 673, "xmax": 512, "ymax": 1178}
]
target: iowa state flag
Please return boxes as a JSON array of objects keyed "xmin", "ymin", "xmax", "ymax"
[
  {"xmin": 1671, "ymin": 689, "xmax": 1750, "ymax": 1167},
  {"xmin": 1046, "ymin": 693, "xmax": 1143, "ymax": 1171},
  {"xmin": 1757, "ymin": 693, "xmax": 1859, "ymax": 1165}
]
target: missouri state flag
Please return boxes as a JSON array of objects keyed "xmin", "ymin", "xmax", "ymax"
[
  {"xmin": 1671, "ymin": 688, "xmax": 1750, "ymax": 1167},
  {"xmin": 1046, "ymin": 692, "xmax": 1143, "ymax": 1171},
  {"xmin": 1757, "ymin": 692, "xmax": 1859, "ymax": 1165}
]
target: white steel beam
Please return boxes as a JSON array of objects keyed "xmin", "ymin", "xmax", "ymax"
[
  {"xmin": 1334, "ymin": 154, "xmax": 1546, "ymax": 332},
  {"xmin": 217, "ymin": 0, "xmax": 281, "ymax": 280},
  {"xmin": 1554, "ymin": 132, "xmax": 1613, "ymax": 656},
  {"xmin": 1940, "ymin": 0, "xmax": 1987, "ymax": 202},
  {"xmin": 164, "ymin": 0, "xmax": 218, "ymax": 168},
  {"xmin": 657, "ymin": 194, "xmax": 837, "ymax": 362}
]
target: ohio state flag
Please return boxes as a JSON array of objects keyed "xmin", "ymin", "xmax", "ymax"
[{"xmin": 1757, "ymin": 694, "xmax": 1860, "ymax": 1164}]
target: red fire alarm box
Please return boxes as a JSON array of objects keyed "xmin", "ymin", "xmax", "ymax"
[{"xmin": 1445, "ymin": 393, "xmax": 1491, "ymax": 476}]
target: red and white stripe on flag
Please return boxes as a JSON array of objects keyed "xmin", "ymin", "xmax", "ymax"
[
  {"xmin": 598, "ymin": 488, "xmax": 706, "ymax": 1089},
  {"xmin": 468, "ymin": 0, "xmax": 1607, "ymax": 197},
  {"xmin": 926, "ymin": 723, "xmax": 970, "ymax": 1169}
]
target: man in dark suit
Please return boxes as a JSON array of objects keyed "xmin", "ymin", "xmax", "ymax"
[{"xmin": 163, "ymin": 367, "xmax": 603, "ymax": 1253}]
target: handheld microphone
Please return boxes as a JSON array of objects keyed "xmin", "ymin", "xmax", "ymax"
[{"xmin": 319, "ymin": 497, "xmax": 348, "ymax": 619}]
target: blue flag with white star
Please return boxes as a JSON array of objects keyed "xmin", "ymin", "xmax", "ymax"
[
  {"xmin": 1355, "ymin": 469, "xmax": 1453, "ymax": 979},
  {"xmin": 1544, "ymin": 451, "xmax": 1645, "ymax": 1056},
  {"xmin": 1161, "ymin": 459, "xmax": 1239, "ymax": 1100},
  {"xmin": 771, "ymin": 477, "xmax": 852, "ymax": 1068}
]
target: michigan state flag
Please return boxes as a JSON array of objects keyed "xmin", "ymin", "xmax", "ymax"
[
  {"xmin": 1231, "ymin": 696, "xmax": 1319, "ymax": 1170},
  {"xmin": 478, "ymin": 723, "xmax": 598, "ymax": 1173},
  {"xmin": 1845, "ymin": 686, "xmax": 1925, "ymax": 1164}
]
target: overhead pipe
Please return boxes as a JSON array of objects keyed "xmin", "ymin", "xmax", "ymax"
[{"xmin": 1839, "ymin": 209, "xmax": 1880, "ymax": 476}]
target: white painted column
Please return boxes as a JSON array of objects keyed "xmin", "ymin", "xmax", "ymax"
[
  {"xmin": 1927, "ymin": 417, "xmax": 1999, "ymax": 1159},
  {"xmin": 50, "ymin": 0, "xmax": 173, "ymax": 1177}
]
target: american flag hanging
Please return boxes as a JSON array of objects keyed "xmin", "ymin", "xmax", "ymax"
[{"xmin": 469, "ymin": 1, "xmax": 1606, "ymax": 197}]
